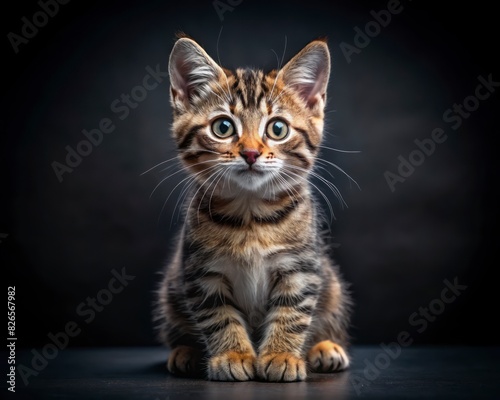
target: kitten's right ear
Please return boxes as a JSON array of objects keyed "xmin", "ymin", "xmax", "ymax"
[{"xmin": 168, "ymin": 38, "xmax": 224, "ymax": 110}]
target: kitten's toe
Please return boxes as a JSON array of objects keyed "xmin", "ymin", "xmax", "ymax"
[
  {"xmin": 167, "ymin": 346, "xmax": 202, "ymax": 377},
  {"xmin": 257, "ymin": 352, "xmax": 307, "ymax": 382},
  {"xmin": 307, "ymin": 340, "xmax": 349, "ymax": 372},
  {"xmin": 207, "ymin": 351, "xmax": 256, "ymax": 381}
]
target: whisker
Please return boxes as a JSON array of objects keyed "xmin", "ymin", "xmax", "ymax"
[
  {"xmin": 268, "ymin": 35, "xmax": 287, "ymax": 104},
  {"xmin": 314, "ymin": 158, "xmax": 361, "ymax": 190},
  {"xmin": 168, "ymin": 175, "xmax": 196, "ymax": 227},
  {"xmin": 286, "ymin": 164, "xmax": 347, "ymax": 209},
  {"xmin": 208, "ymin": 167, "xmax": 231, "ymax": 218},
  {"xmin": 273, "ymin": 168, "xmax": 303, "ymax": 198},
  {"xmin": 221, "ymin": 167, "xmax": 230, "ymax": 193},
  {"xmin": 157, "ymin": 164, "xmax": 221, "ymax": 225},
  {"xmin": 273, "ymin": 172, "xmax": 303, "ymax": 204},
  {"xmin": 216, "ymin": 25, "xmax": 233, "ymax": 102},
  {"xmin": 162, "ymin": 175, "xmax": 195, "ymax": 226},
  {"xmin": 277, "ymin": 170, "xmax": 306, "ymax": 201},
  {"xmin": 186, "ymin": 168, "xmax": 224, "ymax": 223},
  {"xmin": 158, "ymin": 149, "xmax": 222, "ymax": 176},
  {"xmin": 197, "ymin": 168, "xmax": 226, "ymax": 223},
  {"xmin": 313, "ymin": 164, "xmax": 336, "ymax": 180},
  {"xmin": 157, "ymin": 160, "xmax": 182, "ymax": 174},
  {"xmin": 262, "ymin": 170, "xmax": 274, "ymax": 199},
  {"xmin": 319, "ymin": 144, "xmax": 360, "ymax": 154},
  {"xmin": 149, "ymin": 159, "xmax": 217, "ymax": 199},
  {"xmin": 211, "ymin": 86, "xmax": 231, "ymax": 104},
  {"xmin": 280, "ymin": 35, "xmax": 288, "ymax": 67},
  {"xmin": 268, "ymin": 53, "xmax": 282, "ymax": 104},
  {"xmin": 140, "ymin": 154, "xmax": 179, "ymax": 176},
  {"xmin": 188, "ymin": 149, "xmax": 222, "ymax": 155},
  {"xmin": 173, "ymin": 174, "xmax": 202, "ymax": 226},
  {"xmin": 282, "ymin": 168, "xmax": 335, "ymax": 222}
]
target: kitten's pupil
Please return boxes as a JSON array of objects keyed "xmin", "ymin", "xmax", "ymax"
[
  {"xmin": 220, "ymin": 120, "xmax": 231, "ymax": 134},
  {"xmin": 273, "ymin": 121, "xmax": 285, "ymax": 136}
]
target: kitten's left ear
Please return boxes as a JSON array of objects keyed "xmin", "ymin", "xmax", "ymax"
[{"xmin": 280, "ymin": 39, "xmax": 331, "ymax": 111}]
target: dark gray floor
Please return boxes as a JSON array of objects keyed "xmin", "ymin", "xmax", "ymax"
[{"xmin": 9, "ymin": 347, "xmax": 500, "ymax": 399}]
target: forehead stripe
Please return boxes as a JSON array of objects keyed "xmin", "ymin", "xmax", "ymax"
[{"xmin": 235, "ymin": 88, "xmax": 247, "ymax": 108}]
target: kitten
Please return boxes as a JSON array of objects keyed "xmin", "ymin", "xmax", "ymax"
[{"xmin": 154, "ymin": 35, "xmax": 351, "ymax": 382}]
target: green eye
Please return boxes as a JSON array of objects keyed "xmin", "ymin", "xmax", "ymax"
[
  {"xmin": 212, "ymin": 118, "xmax": 235, "ymax": 138},
  {"xmin": 266, "ymin": 119, "xmax": 289, "ymax": 140}
]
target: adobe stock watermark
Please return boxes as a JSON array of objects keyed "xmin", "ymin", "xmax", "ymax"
[
  {"xmin": 339, "ymin": 0, "xmax": 411, "ymax": 64},
  {"xmin": 17, "ymin": 267, "xmax": 135, "ymax": 386},
  {"xmin": 213, "ymin": 0, "xmax": 243, "ymax": 22},
  {"xmin": 385, "ymin": 73, "xmax": 499, "ymax": 192},
  {"xmin": 349, "ymin": 276, "xmax": 467, "ymax": 395},
  {"xmin": 7, "ymin": 0, "xmax": 71, "ymax": 54},
  {"xmin": 51, "ymin": 64, "xmax": 169, "ymax": 183}
]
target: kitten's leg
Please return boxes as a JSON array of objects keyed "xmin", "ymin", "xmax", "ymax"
[
  {"xmin": 307, "ymin": 341, "xmax": 349, "ymax": 373},
  {"xmin": 167, "ymin": 345, "xmax": 203, "ymax": 377},
  {"xmin": 256, "ymin": 260, "xmax": 322, "ymax": 382},
  {"xmin": 184, "ymin": 267, "xmax": 256, "ymax": 381},
  {"xmin": 157, "ymin": 259, "xmax": 204, "ymax": 377},
  {"xmin": 306, "ymin": 260, "xmax": 351, "ymax": 373},
  {"xmin": 162, "ymin": 294, "xmax": 204, "ymax": 377},
  {"xmin": 164, "ymin": 316, "xmax": 203, "ymax": 377}
]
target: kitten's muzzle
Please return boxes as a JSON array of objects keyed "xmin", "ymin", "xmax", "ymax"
[{"xmin": 239, "ymin": 150, "xmax": 261, "ymax": 166}]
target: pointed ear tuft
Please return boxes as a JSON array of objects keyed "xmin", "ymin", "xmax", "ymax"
[
  {"xmin": 280, "ymin": 40, "xmax": 331, "ymax": 110},
  {"xmin": 168, "ymin": 38, "xmax": 224, "ymax": 109}
]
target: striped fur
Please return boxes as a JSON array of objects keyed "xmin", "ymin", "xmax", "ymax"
[{"xmin": 154, "ymin": 36, "xmax": 351, "ymax": 382}]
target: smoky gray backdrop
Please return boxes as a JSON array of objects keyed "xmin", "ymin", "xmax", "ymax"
[{"xmin": 2, "ymin": 0, "xmax": 498, "ymax": 347}]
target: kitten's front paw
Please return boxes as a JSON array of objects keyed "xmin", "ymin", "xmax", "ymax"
[
  {"xmin": 207, "ymin": 351, "xmax": 256, "ymax": 381},
  {"xmin": 167, "ymin": 346, "xmax": 202, "ymax": 376},
  {"xmin": 307, "ymin": 340, "xmax": 350, "ymax": 372},
  {"xmin": 257, "ymin": 352, "xmax": 307, "ymax": 382}
]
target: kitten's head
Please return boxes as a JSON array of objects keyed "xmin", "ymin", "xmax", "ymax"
[{"xmin": 168, "ymin": 36, "xmax": 330, "ymax": 196}]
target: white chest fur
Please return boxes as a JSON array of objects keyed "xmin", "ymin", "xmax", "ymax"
[{"xmin": 211, "ymin": 256, "xmax": 269, "ymax": 329}]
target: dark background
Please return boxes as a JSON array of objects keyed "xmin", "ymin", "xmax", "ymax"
[{"xmin": 2, "ymin": 0, "xmax": 498, "ymax": 348}]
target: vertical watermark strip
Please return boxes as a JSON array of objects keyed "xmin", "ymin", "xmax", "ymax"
[{"xmin": 7, "ymin": 286, "xmax": 17, "ymax": 393}]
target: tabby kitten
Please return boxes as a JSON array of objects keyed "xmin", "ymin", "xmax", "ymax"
[{"xmin": 155, "ymin": 36, "xmax": 351, "ymax": 382}]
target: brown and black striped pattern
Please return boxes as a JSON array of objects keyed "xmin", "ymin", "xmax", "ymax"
[{"xmin": 154, "ymin": 36, "xmax": 351, "ymax": 382}]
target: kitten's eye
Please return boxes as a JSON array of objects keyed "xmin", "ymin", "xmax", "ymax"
[
  {"xmin": 212, "ymin": 118, "xmax": 235, "ymax": 138},
  {"xmin": 266, "ymin": 119, "xmax": 289, "ymax": 140}
]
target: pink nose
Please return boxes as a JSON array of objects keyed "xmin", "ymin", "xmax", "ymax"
[{"xmin": 240, "ymin": 150, "xmax": 261, "ymax": 165}]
